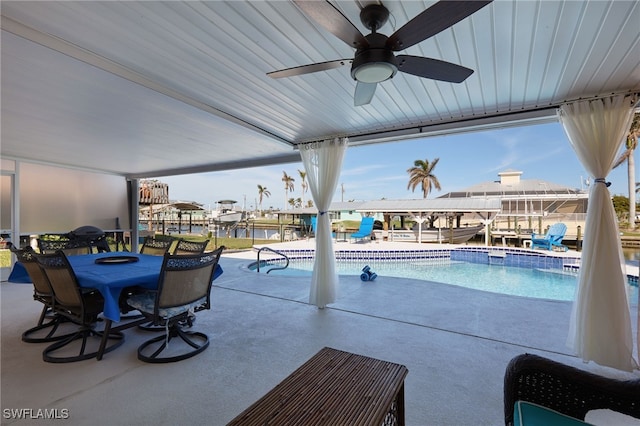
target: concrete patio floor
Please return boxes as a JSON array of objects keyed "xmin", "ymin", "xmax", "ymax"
[{"xmin": 2, "ymin": 244, "xmax": 639, "ymax": 425}]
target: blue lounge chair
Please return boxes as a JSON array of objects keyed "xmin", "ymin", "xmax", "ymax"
[
  {"xmin": 530, "ymin": 223, "xmax": 568, "ymax": 251},
  {"xmin": 310, "ymin": 216, "xmax": 335, "ymax": 238},
  {"xmin": 350, "ymin": 217, "xmax": 375, "ymax": 243}
]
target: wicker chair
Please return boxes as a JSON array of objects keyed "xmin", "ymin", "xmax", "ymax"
[
  {"xmin": 126, "ymin": 247, "xmax": 224, "ymax": 363},
  {"xmin": 140, "ymin": 236, "xmax": 174, "ymax": 256},
  {"xmin": 37, "ymin": 238, "xmax": 92, "ymax": 256},
  {"xmin": 504, "ymin": 353, "xmax": 640, "ymax": 425},
  {"xmin": 36, "ymin": 251, "xmax": 124, "ymax": 363},
  {"xmin": 8, "ymin": 243, "xmax": 75, "ymax": 343},
  {"xmin": 172, "ymin": 239, "xmax": 209, "ymax": 255}
]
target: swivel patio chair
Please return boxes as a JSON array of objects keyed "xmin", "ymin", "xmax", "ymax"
[
  {"xmin": 138, "ymin": 237, "xmax": 209, "ymax": 331},
  {"xmin": 350, "ymin": 217, "xmax": 375, "ymax": 243},
  {"xmin": 126, "ymin": 247, "xmax": 224, "ymax": 363},
  {"xmin": 530, "ymin": 223, "xmax": 568, "ymax": 251},
  {"xmin": 8, "ymin": 243, "xmax": 75, "ymax": 343},
  {"xmin": 172, "ymin": 239, "xmax": 209, "ymax": 255},
  {"xmin": 140, "ymin": 235, "xmax": 174, "ymax": 256},
  {"xmin": 504, "ymin": 353, "xmax": 640, "ymax": 426},
  {"xmin": 37, "ymin": 238, "xmax": 92, "ymax": 256},
  {"xmin": 36, "ymin": 251, "xmax": 124, "ymax": 363}
]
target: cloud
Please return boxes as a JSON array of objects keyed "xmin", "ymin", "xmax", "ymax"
[{"xmin": 341, "ymin": 163, "xmax": 390, "ymax": 177}]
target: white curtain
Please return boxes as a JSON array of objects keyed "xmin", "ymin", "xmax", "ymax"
[
  {"xmin": 560, "ymin": 93, "xmax": 638, "ymax": 371},
  {"xmin": 299, "ymin": 137, "xmax": 348, "ymax": 308}
]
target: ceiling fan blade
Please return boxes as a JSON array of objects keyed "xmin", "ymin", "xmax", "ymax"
[
  {"xmin": 268, "ymin": 59, "xmax": 352, "ymax": 79},
  {"xmin": 397, "ymin": 55, "xmax": 473, "ymax": 83},
  {"xmin": 354, "ymin": 81, "xmax": 377, "ymax": 106},
  {"xmin": 387, "ymin": 1, "xmax": 493, "ymax": 51},
  {"xmin": 293, "ymin": 0, "xmax": 368, "ymax": 49}
]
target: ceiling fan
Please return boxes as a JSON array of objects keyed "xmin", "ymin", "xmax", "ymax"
[{"xmin": 268, "ymin": 0, "xmax": 493, "ymax": 106}]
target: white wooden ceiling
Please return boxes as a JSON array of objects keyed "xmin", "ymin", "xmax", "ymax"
[{"xmin": 2, "ymin": 1, "xmax": 639, "ymax": 178}]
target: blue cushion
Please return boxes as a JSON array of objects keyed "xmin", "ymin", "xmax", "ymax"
[{"xmin": 514, "ymin": 401, "xmax": 590, "ymax": 426}]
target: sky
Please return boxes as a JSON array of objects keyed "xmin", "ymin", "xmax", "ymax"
[{"xmin": 156, "ymin": 121, "xmax": 637, "ymax": 211}]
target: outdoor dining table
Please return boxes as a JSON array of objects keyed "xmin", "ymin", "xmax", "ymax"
[
  {"xmin": 68, "ymin": 252, "xmax": 164, "ymax": 322},
  {"xmin": 9, "ymin": 251, "xmax": 223, "ymax": 360}
]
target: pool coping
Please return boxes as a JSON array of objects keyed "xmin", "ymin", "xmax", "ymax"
[{"xmin": 222, "ymin": 240, "xmax": 639, "ymax": 283}]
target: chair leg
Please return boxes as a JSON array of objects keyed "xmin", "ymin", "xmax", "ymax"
[
  {"xmin": 137, "ymin": 326, "xmax": 209, "ymax": 363},
  {"xmin": 42, "ymin": 326, "xmax": 124, "ymax": 363},
  {"xmin": 22, "ymin": 315, "xmax": 77, "ymax": 343},
  {"xmin": 22, "ymin": 306, "xmax": 76, "ymax": 343}
]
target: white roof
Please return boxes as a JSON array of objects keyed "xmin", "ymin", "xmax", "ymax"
[
  {"xmin": 443, "ymin": 178, "xmax": 588, "ymax": 199},
  {"xmin": 356, "ymin": 198, "xmax": 502, "ymax": 214},
  {"xmin": 277, "ymin": 201, "xmax": 366, "ymax": 215}
]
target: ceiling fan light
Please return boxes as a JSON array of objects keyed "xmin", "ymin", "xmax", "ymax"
[{"xmin": 354, "ymin": 62, "xmax": 396, "ymax": 83}]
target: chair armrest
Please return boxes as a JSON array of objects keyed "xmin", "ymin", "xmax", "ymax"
[{"xmin": 504, "ymin": 353, "xmax": 640, "ymax": 426}]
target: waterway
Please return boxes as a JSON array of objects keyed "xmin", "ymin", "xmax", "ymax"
[{"xmin": 156, "ymin": 223, "xmax": 640, "ymax": 262}]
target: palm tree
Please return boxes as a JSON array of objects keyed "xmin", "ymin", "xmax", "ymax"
[
  {"xmin": 298, "ymin": 169, "xmax": 308, "ymax": 206},
  {"xmin": 613, "ymin": 112, "xmax": 639, "ymax": 227},
  {"xmin": 407, "ymin": 158, "xmax": 442, "ymax": 198},
  {"xmin": 257, "ymin": 184, "xmax": 270, "ymax": 215},
  {"xmin": 282, "ymin": 171, "xmax": 295, "ymax": 210}
]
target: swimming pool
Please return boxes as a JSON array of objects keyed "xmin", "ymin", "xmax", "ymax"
[{"xmin": 251, "ymin": 258, "xmax": 639, "ymax": 303}]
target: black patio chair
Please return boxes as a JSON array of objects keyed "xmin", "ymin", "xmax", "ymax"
[
  {"xmin": 36, "ymin": 251, "xmax": 124, "ymax": 363},
  {"xmin": 37, "ymin": 238, "xmax": 92, "ymax": 256},
  {"xmin": 504, "ymin": 353, "xmax": 640, "ymax": 425},
  {"xmin": 139, "ymin": 235, "xmax": 174, "ymax": 256},
  {"xmin": 126, "ymin": 247, "xmax": 224, "ymax": 363},
  {"xmin": 8, "ymin": 243, "xmax": 75, "ymax": 343},
  {"xmin": 172, "ymin": 239, "xmax": 209, "ymax": 255}
]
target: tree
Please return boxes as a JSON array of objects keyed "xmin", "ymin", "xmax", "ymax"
[
  {"xmin": 612, "ymin": 195, "xmax": 630, "ymax": 221},
  {"xmin": 257, "ymin": 184, "xmax": 270, "ymax": 215},
  {"xmin": 288, "ymin": 198, "xmax": 300, "ymax": 209},
  {"xmin": 298, "ymin": 169, "xmax": 308, "ymax": 206},
  {"xmin": 613, "ymin": 112, "xmax": 639, "ymax": 228},
  {"xmin": 282, "ymin": 171, "xmax": 295, "ymax": 210},
  {"xmin": 407, "ymin": 158, "xmax": 442, "ymax": 198}
]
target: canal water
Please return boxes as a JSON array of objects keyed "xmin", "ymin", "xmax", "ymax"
[{"xmin": 157, "ymin": 222, "xmax": 640, "ymax": 262}]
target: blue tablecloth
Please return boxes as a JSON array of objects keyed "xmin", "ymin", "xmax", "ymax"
[
  {"xmin": 8, "ymin": 262, "xmax": 30, "ymax": 283},
  {"xmin": 69, "ymin": 253, "xmax": 164, "ymax": 321},
  {"xmin": 9, "ymin": 252, "xmax": 223, "ymax": 322}
]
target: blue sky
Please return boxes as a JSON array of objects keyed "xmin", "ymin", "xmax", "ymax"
[{"xmin": 158, "ymin": 122, "xmax": 636, "ymax": 211}]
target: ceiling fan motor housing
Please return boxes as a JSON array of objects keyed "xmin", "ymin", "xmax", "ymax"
[{"xmin": 351, "ymin": 33, "xmax": 398, "ymax": 83}]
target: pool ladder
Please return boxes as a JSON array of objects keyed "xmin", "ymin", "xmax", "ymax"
[{"xmin": 256, "ymin": 247, "xmax": 290, "ymax": 274}]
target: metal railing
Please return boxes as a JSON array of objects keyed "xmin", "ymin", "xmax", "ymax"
[{"xmin": 256, "ymin": 247, "xmax": 290, "ymax": 274}]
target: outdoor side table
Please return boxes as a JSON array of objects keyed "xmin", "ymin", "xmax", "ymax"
[{"xmin": 227, "ymin": 346, "xmax": 409, "ymax": 426}]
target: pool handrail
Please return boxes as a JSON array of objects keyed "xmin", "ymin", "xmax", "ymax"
[{"xmin": 256, "ymin": 247, "xmax": 290, "ymax": 274}]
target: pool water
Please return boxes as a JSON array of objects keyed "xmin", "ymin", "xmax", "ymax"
[{"xmin": 255, "ymin": 259, "xmax": 639, "ymax": 303}]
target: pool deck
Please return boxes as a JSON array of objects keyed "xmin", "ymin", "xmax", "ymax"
[{"xmin": 2, "ymin": 242, "xmax": 639, "ymax": 425}]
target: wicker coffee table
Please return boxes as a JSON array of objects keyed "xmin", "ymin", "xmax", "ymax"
[{"xmin": 227, "ymin": 347, "xmax": 409, "ymax": 426}]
